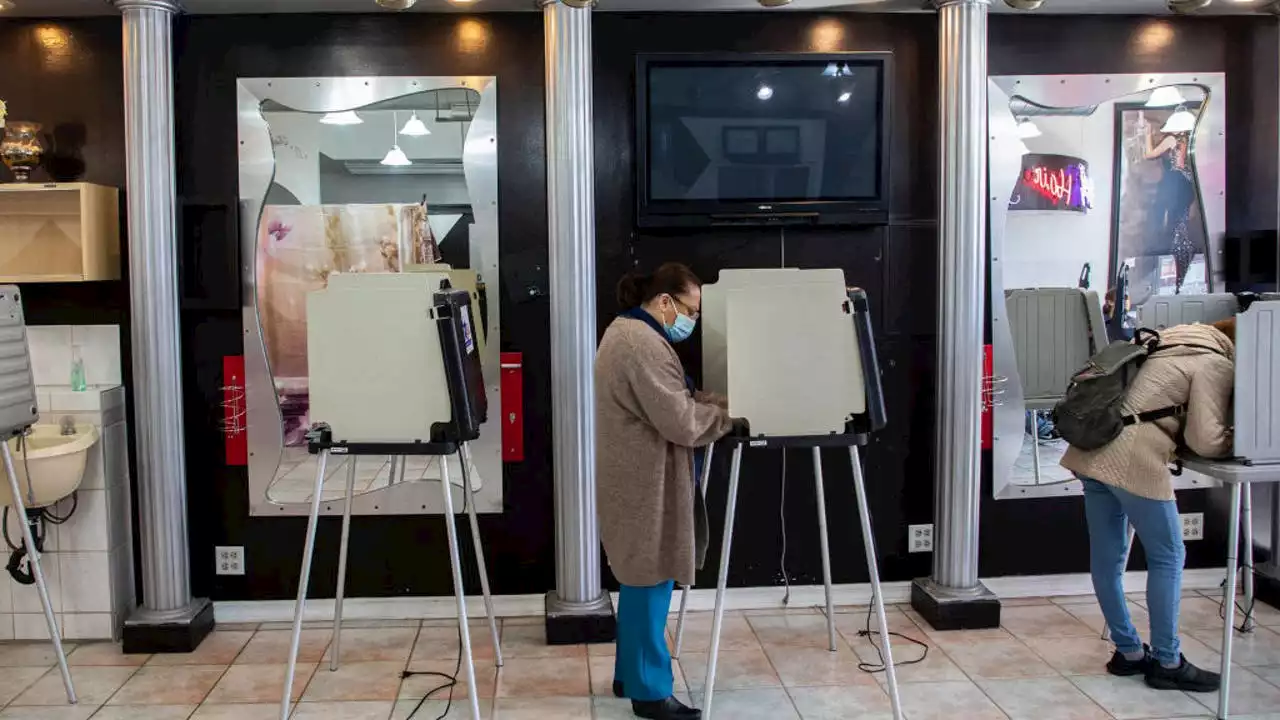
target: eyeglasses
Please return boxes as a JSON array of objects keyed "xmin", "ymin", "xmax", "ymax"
[{"xmin": 668, "ymin": 294, "xmax": 700, "ymax": 321}]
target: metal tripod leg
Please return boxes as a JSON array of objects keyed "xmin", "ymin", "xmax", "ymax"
[
  {"xmin": 281, "ymin": 449, "xmax": 329, "ymax": 720},
  {"xmin": 1219, "ymin": 482, "xmax": 1243, "ymax": 720},
  {"xmin": 674, "ymin": 441, "xmax": 715, "ymax": 659},
  {"xmin": 0, "ymin": 442, "xmax": 75, "ymax": 705},
  {"xmin": 440, "ymin": 457, "xmax": 483, "ymax": 720},
  {"xmin": 1103, "ymin": 524, "xmax": 1136, "ymax": 643},
  {"xmin": 1029, "ymin": 410, "xmax": 1042, "ymax": 485},
  {"xmin": 704, "ymin": 443, "xmax": 743, "ymax": 720},
  {"xmin": 850, "ymin": 446, "xmax": 902, "ymax": 720},
  {"xmin": 1242, "ymin": 483, "xmax": 1256, "ymax": 633},
  {"xmin": 460, "ymin": 443, "xmax": 503, "ymax": 667},
  {"xmin": 812, "ymin": 447, "xmax": 837, "ymax": 652},
  {"xmin": 388, "ymin": 455, "xmax": 398, "ymax": 484},
  {"xmin": 330, "ymin": 456, "xmax": 358, "ymax": 671}
]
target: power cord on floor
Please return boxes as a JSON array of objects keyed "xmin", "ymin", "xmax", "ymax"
[
  {"xmin": 854, "ymin": 588, "xmax": 930, "ymax": 675},
  {"xmin": 1217, "ymin": 562, "xmax": 1258, "ymax": 634},
  {"xmin": 779, "ymin": 450, "xmax": 790, "ymax": 606}
]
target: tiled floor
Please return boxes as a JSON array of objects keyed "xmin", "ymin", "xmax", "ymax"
[{"xmin": 0, "ymin": 592, "xmax": 1278, "ymax": 718}]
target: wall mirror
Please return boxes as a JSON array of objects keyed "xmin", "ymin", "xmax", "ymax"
[
  {"xmin": 238, "ymin": 76, "xmax": 501, "ymax": 517},
  {"xmin": 989, "ymin": 73, "xmax": 1225, "ymax": 500}
]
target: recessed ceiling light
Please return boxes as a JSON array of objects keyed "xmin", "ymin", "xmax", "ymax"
[
  {"xmin": 1003, "ymin": 0, "xmax": 1045, "ymax": 8},
  {"xmin": 0, "ymin": 1, "xmax": 14, "ymax": 11},
  {"xmin": 1167, "ymin": 0, "xmax": 1212, "ymax": 12},
  {"xmin": 837, "ymin": 92, "xmax": 852, "ymax": 103},
  {"xmin": 376, "ymin": 0, "xmax": 417, "ymax": 9},
  {"xmin": 757, "ymin": 85, "xmax": 774, "ymax": 101},
  {"xmin": 758, "ymin": 0, "xmax": 792, "ymax": 6}
]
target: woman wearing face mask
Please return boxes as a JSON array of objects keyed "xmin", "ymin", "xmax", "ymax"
[{"xmin": 596, "ymin": 263, "xmax": 745, "ymax": 720}]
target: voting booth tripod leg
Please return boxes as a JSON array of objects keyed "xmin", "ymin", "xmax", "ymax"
[
  {"xmin": 440, "ymin": 457, "xmax": 483, "ymax": 720},
  {"xmin": 1103, "ymin": 525, "xmax": 1137, "ymax": 643},
  {"xmin": 0, "ymin": 442, "xmax": 75, "ymax": 705},
  {"xmin": 674, "ymin": 441, "xmax": 716, "ymax": 659},
  {"xmin": 460, "ymin": 443, "xmax": 503, "ymax": 667},
  {"xmin": 1219, "ymin": 482, "xmax": 1243, "ymax": 720},
  {"xmin": 330, "ymin": 457, "xmax": 359, "ymax": 671},
  {"xmin": 811, "ymin": 447, "xmax": 837, "ymax": 652},
  {"xmin": 281, "ymin": 448, "xmax": 330, "ymax": 720},
  {"xmin": 1029, "ymin": 410, "xmax": 1043, "ymax": 485},
  {"xmin": 704, "ymin": 443, "xmax": 744, "ymax": 720},
  {"xmin": 1241, "ymin": 484, "xmax": 1256, "ymax": 633},
  {"xmin": 849, "ymin": 445, "xmax": 903, "ymax": 719}
]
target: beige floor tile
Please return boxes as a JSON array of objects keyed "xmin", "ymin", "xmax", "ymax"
[
  {"xmin": 188, "ymin": 702, "xmax": 279, "ymax": 719},
  {"xmin": 1189, "ymin": 627, "xmax": 1280, "ymax": 667},
  {"xmin": 392, "ymin": 697, "xmax": 493, "ymax": 719},
  {"xmin": 787, "ymin": 685, "xmax": 894, "ymax": 720},
  {"xmin": 832, "ymin": 607, "xmax": 925, "ymax": 640},
  {"xmin": 1180, "ymin": 596, "xmax": 1240, "ymax": 630},
  {"xmin": 1247, "ymin": 601, "xmax": 1280, "ymax": 627},
  {"xmin": 235, "ymin": 630, "xmax": 331, "ymax": 665},
  {"xmin": 1021, "ymin": 636, "xmax": 1116, "ymax": 676},
  {"xmin": 498, "ymin": 624, "xmax": 585, "ymax": 659},
  {"xmin": 1189, "ymin": 665, "xmax": 1280, "ymax": 715},
  {"xmin": 412, "ymin": 625, "xmax": 496, "ymax": 662},
  {"xmin": 66, "ymin": 643, "xmax": 150, "ymax": 667},
  {"xmin": 0, "ymin": 643, "xmax": 77, "ymax": 668},
  {"xmin": 894, "ymin": 680, "xmax": 1006, "ymax": 720},
  {"xmin": 979, "ymin": 677, "xmax": 1112, "ymax": 720},
  {"xmin": 943, "ymin": 637, "xmax": 1059, "ymax": 680},
  {"xmin": 299, "ymin": 660, "xmax": 403, "ymax": 703},
  {"xmin": 903, "ymin": 610, "xmax": 1014, "ymax": 647},
  {"xmin": 0, "ymin": 707, "xmax": 97, "ymax": 719},
  {"xmin": 591, "ymin": 696, "xmax": 645, "ymax": 720},
  {"xmin": 741, "ymin": 606, "xmax": 819, "ymax": 617},
  {"xmin": 321, "ymin": 626, "xmax": 418, "ymax": 664},
  {"xmin": 1060, "ymin": 601, "xmax": 1150, "ymax": 635},
  {"xmin": 146, "ymin": 631, "xmax": 254, "ymax": 667},
  {"xmin": 0, "ymin": 666, "xmax": 52, "ymax": 705},
  {"xmin": 494, "ymin": 657, "xmax": 589, "ymax": 698},
  {"xmin": 107, "ymin": 665, "xmax": 227, "ymax": 706},
  {"xmin": 587, "ymin": 654, "xmax": 616, "ymax": 697},
  {"xmin": 665, "ymin": 612, "xmax": 760, "ymax": 654},
  {"xmin": 762, "ymin": 646, "xmax": 878, "ymax": 688},
  {"xmin": 290, "ymin": 700, "xmax": 396, "ymax": 719},
  {"xmin": 1252, "ymin": 663, "xmax": 1280, "ymax": 686},
  {"xmin": 1001, "ymin": 604, "xmax": 1098, "ymax": 639},
  {"xmin": 11, "ymin": 665, "xmax": 137, "ymax": 706},
  {"xmin": 747, "ymin": 614, "xmax": 843, "ymax": 651},
  {"xmin": 851, "ymin": 637, "xmax": 968, "ymax": 684},
  {"xmin": 204, "ymin": 662, "xmax": 317, "ymax": 704},
  {"xmin": 211, "ymin": 623, "xmax": 260, "ymax": 632},
  {"xmin": 499, "ymin": 617, "xmax": 543, "ymax": 628},
  {"xmin": 679, "ymin": 647, "xmax": 781, "ymax": 692},
  {"xmin": 690, "ymin": 688, "xmax": 799, "ymax": 719},
  {"xmin": 1047, "ymin": 595, "xmax": 1096, "ymax": 606},
  {"xmin": 400, "ymin": 660, "xmax": 498, "ymax": 700},
  {"xmin": 585, "ymin": 641, "xmax": 616, "ymax": 657},
  {"xmin": 490, "ymin": 696, "xmax": 593, "ymax": 719},
  {"xmin": 89, "ymin": 706, "xmax": 197, "ymax": 720},
  {"xmin": 1069, "ymin": 674, "xmax": 1206, "ymax": 719}
]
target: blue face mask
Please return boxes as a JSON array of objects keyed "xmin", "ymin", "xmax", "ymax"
[{"xmin": 666, "ymin": 312, "xmax": 697, "ymax": 343}]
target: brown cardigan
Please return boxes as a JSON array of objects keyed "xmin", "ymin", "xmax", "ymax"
[{"xmin": 596, "ymin": 316, "xmax": 733, "ymax": 588}]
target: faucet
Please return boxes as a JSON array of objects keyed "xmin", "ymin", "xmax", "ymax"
[{"xmin": 59, "ymin": 416, "xmax": 76, "ymax": 436}]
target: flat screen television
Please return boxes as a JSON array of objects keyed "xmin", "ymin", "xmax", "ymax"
[{"xmin": 636, "ymin": 53, "xmax": 892, "ymax": 228}]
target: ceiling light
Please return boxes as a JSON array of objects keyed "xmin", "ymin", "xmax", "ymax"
[
  {"xmin": 1161, "ymin": 106, "xmax": 1197, "ymax": 133},
  {"xmin": 381, "ymin": 146, "xmax": 412, "ymax": 166},
  {"xmin": 0, "ymin": 1, "xmax": 14, "ymax": 11},
  {"xmin": 1003, "ymin": 0, "xmax": 1045, "ymax": 8},
  {"xmin": 1168, "ymin": 0, "xmax": 1213, "ymax": 12},
  {"xmin": 757, "ymin": 85, "xmax": 774, "ymax": 101},
  {"xmin": 757, "ymin": 0, "xmax": 793, "ymax": 6},
  {"xmin": 1145, "ymin": 86, "xmax": 1185, "ymax": 108},
  {"xmin": 320, "ymin": 111, "xmax": 363, "ymax": 126},
  {"xmin": 838, "ymin": 92, "xmax": 853, "ymax": 103},
  {"xmin": 376, "ymin": 0, "xmax": 418, "ymax": 8},
  {"xmin": 399, "ymin": 112, "xmax": 431, "ymax": 137},
  {"xmin": 1016, "ymin": 118, "xmax": 1042, "ymax": 139},
  {"xmin": 822, "ymin": 62, "xmax": 839, "ymax": 77}
]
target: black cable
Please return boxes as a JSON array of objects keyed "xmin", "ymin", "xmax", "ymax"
[
  {"xmin": 854, "ymin": 588, "xmax": 930, "ymax": 675},
  {"xmin": 779, "ymin": 450, "xmax": 790, "ymax": 606},
  {"xmin": 42, "ymin": 493, "xmax": 78, "ymax": 525},
  {"xmin": 1217, "ymin": 562, "xmax": 1258, "ymax": 634}
]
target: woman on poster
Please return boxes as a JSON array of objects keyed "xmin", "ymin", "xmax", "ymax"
[{"xmin": 1141, "ymin": 111, "xmax": 1198, "ymax": 294}]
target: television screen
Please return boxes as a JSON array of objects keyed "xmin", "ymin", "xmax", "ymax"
[{"xmin": 637, "ymin": 54, "xmax": 890, "ymax": 227}]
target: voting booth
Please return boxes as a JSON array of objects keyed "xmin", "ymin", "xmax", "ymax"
[
  {"xmin": 687, "ymin": 268, "xmax": 900, "ymax": 720},
  {"xmin": 279, "ymin": 272, "xmax": 499, "ymax": 720}
]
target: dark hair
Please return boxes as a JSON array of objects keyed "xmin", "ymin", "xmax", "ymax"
[{"xmin": 616, "ymin": 262, "xmax": 701, "ymax": 310}]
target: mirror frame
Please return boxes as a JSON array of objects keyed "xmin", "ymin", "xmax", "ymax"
[
  {"xmin": 988, "ymin": 72, "xmax": 1226, "ymax": 501},
  {"xmin": 237, "ymin": 76, "xmax": 501, "ymax": 517}
]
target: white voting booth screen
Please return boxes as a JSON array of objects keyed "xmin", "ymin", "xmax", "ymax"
[
  {"xmin": 1234, "ymin": 299, "xmax": 1280, "ymax": 464},
  {"xmin": 307, "ymin": 272, "xmax": 454, "ymax": 443},
  {"xmin": 702, "ymin": 268, "xmax": 865, "ymax": 437}
]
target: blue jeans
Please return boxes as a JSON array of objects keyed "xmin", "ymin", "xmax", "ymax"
[
  {"xmin": 1081, "ymin": 477, "xmax": 1186, "ymax": 665},
  {"xmin": 615, "ymin": 581, "xmax": 675, "ymax": 701}
]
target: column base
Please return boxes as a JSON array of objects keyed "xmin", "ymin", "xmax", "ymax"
[
  {"xmin": 544, "ymin": 591, "xmax": 616, "ymax": 645},
  {"xmin": 911, "ymin": 577, "xmax": 1002, "ymax": 631},
  {"xmin": 122, "ymin": 598, "xmax": 215, "ymax": 655},
  {"xmin": 1256, "ymin": 563, "xmax": 1280, "ymax": 611}
]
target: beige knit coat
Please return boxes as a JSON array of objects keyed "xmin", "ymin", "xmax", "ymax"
[
  {"xmin": 596, "ymin": 316, "xmax": 733, "ymax": 588},
  {"xmin": 1060, "ymin": 323, "xmax": 1235, "ymax": 501}
]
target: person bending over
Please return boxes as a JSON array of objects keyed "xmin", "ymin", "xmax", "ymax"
[
  {"xmin": 596, "ymin": 262, "xmax": 742, "ymax": 720},
  {"xmin": 1062, "ymin": 319, "xmax": 1235, "ymax": 692}
]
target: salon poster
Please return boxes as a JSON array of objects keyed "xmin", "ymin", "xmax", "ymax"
[{"xmin": 1009, "ymin": 153, "xmax": 1093, "ymax": 213}]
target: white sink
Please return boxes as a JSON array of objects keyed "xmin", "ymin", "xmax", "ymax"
[{"xmin": 0, "ymin": 424, "xmax": 100, "ymax": 509}]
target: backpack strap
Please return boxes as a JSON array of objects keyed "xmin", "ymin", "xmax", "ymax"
[{"xmin": 1121, "ymin": 404, "xmax": 1187, "ymax": 427}]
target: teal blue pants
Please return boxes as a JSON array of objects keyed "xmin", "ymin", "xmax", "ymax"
[{"xmin": 615, "ymin": 580, "xmax": 675, "ymax": 701}]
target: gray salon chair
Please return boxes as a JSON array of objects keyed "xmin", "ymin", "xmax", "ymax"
[{"xmin": 1005, "ymin": 287, "xmax": 1108, "ymax": 484}]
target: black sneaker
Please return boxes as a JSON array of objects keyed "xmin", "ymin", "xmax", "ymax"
[
  {"xmin": 613, "ymin": 679, "xmax": 625, "ymax": 698},
  {"xmin": 632, "ymin": 696, "xmax": 701, "ymax": 720},
  {"xmin": 1106, "ymin": 645, "xmax": 1151, "ymax": 676},
  {"xmin": 1145, "ymin": 654, "xmax": 1221, "ymax": 693}
]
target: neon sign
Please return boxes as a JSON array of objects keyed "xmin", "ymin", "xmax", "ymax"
[{"xmin": 1010, "ymin": 154, "xmax": 1093, "ymax": 213}]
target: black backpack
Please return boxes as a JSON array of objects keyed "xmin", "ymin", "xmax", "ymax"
[{"xmin": 1052, "ymin": 329, "xmax": 1189, "ymax": 451}]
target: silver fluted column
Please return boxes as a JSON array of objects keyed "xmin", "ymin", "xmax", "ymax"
[
  {"xmin": 541, "ymin": 0, "xmax": 613, "ymax": 637},
  {"xmin": 116, "ymin": 0, "xmax": 213, "ymax": 648},
  {"xmin": 913, "ymin": 0, "xmax": 999, "ymax": 625}
]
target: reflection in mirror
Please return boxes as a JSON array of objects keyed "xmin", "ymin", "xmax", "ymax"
[
  {"xmin": 239, "ymin": 83, "xmax": 501, "ymax": 509},
  {"xmin": 988, "ymin": 75, "xmax": 1225, "ymax": 498}
]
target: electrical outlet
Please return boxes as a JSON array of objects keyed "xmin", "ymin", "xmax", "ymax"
[
  {"xmin": 908, "ymin": 524, "xmax": 934, "ymax": 553},
  {"xmin": 215, "ymin": 546, "xmax": 245, "ymax": 576},
  {"xmin": 1181, "ymin": 513, "xmax": 1204, "ymax": 541}
]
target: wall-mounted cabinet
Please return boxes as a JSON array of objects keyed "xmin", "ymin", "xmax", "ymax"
[{"xmin": 0, "ymin": 183, "xmax": 121, "ymax": 283}]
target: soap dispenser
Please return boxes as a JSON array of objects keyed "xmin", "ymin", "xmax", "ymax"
[{"xmin": 70, "ymin": 344, "xmax": 87, "ymax": 391}]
